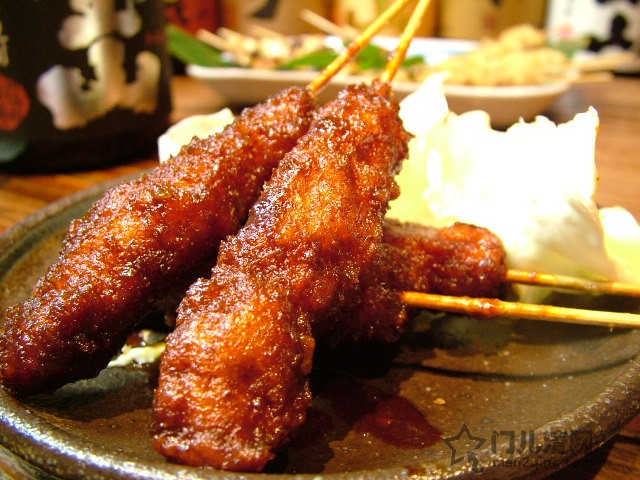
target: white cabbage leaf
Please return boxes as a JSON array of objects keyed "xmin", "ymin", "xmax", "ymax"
[
  {"xmin": 391, "ymin": 75, "xmax": 640, "ymax": 302},
  {"xmin": 157, "ymin": 108, "xmax": 234, "ymax": 162}
]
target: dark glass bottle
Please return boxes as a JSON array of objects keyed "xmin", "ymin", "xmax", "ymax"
[{"xmin": 0, "ymin": 0, "xmax": 172, "ymax": 171}]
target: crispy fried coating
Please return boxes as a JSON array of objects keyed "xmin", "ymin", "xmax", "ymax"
[
  {"xmin": 317, "ymin": 220, "xmax": 509, "ymax": 344},
  {"xmin": 381, "ymin": 220, "xmax": 508, "ymax": 298},
  {"xmin": 152, "ymin": 81, "xmax": 410, "ymax": 471},
  {"xmin": 0, "ymin": 87, "xmax": 317, "ymax": 396}
]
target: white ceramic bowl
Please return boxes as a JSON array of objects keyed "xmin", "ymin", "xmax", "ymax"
[
  {"xmin": 187, "ymin": 37, "xmax": 571, "ymax": 129},
  {"xmin": 443, "ymin": 82, "xmax": 572, "ymax": 128}
]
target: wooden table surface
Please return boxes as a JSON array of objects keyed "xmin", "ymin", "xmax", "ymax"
[{"xmin": 0, "ymin": 75, "xmax": 639, "ymax": 478}]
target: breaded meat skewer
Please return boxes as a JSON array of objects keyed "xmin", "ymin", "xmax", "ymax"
[
  {"xmin": 151, "ymin": 0, "xmax": 432, "ymax": 470},
  {"xmin": 152, "ymin": 79, "xmax": 411, "ymax": 472},
  {"xmin": 0, "ymin": 0, "xmax": 416, "ymax": 397},
  {"xmin": 0, "ymin": 88, "xmax": 316, "ymax": 396},
  {"xmin": 315, "ymin": 220, "xmax": 508, "ymax": 345}
]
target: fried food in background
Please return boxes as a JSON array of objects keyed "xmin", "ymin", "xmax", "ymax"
[{"xmin": 416, "ymin": 24, "xmax": 570, "ymax": 86}]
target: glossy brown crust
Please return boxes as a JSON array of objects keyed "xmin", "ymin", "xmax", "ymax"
[
  {"xmin": 382, "ymin": 220, "xmax": 508, "ymax": 297},
  {"xmin": 382, "ymin": 220, "xmax": 507, "ymax": 297},
  {"xmin": 316, "ymin": 220, "xmax": 509, "ymax": 344},
  {"xmin": 152, "ymin": 81, "xmax": 410, "ymax": 472},
  {"xmin": 0, "ymin": 87, "xmax": 317, "ymax": 396}
]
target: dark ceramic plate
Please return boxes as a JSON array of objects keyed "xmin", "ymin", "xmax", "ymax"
[{"xmin": 1, "ymin": 177, "xmax": 639, "ymax": 479}]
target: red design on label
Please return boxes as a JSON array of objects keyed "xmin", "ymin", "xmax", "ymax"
[
  {"xmin": 0, "ymin": 73, "xmax": 30, "ymax": 131},
  {"xmin": 165, "ymin": 0, "xmax": 219, "ymax": 33}
]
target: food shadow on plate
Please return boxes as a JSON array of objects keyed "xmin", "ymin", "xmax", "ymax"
[
  {"xmin": 7, "ymin": 304, "xmax": 639, "ymax": 475},
  {"xmin": 14, "ymin": 337, "xmax": 440, "ymax": 475},
  {"xmin": 25, "ymin": 363, "xmax": 158, "ymax": 422},
  {"xmin": 394, "ymin": 295, "xmax": 640, "ymax": 382},
  {"xmin": 266, "ymin": 340, "xmax": 441, "ymax": 474}
]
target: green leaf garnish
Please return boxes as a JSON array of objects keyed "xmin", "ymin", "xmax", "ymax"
[
  {"xmin": 277, "ymin": 48, "xmax": 338, "ymax": 70},
  {"xmin": 166, "ymin": 24, "xmax": 236, "ymax": 67}
]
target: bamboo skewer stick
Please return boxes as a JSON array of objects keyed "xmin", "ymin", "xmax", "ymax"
[
  {"xmin": 300, "ymin": 9, "xmax": 360, "ymax": 39},
  {"xmin": 196, "ymin": 0, "xmax": 412, "ymax": 73},
  {"xmin": 307, "ymin": 0, "xmax": 415, "ymax": 94},
  {"xmin": 506, "ymin": 269, "xmax": 640, "ymax": 298},
  {"xmin": 380, "ymin": 0, "xmax": 430, "ymax": 83},
  {"xmin": 196, "ymin": 0, "xmax": 417, "ymax": 93},
  {"xmin": 401, "ymin": 291, "xmax": 640, "ymax": 329}
]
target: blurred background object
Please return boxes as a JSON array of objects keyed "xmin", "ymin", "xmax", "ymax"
[
  {"xmin": 165, "ymin": 0, "xmax": 220, "ymax": 34},
  {"xmin": 438, "ymin": 0, "xmax": 548, "ymax": 40},
  {"xmin": 331, "ymin": 0, "xmax": 438, "ymax": 37},
  {"xmin": 546, "ymin": 0, "xmax": 640, "ymax": 71},
  {"xmin": 219, "ymin": 0, "xmax": 332, "ymax": 36},
  {"xmin": 0, "ymin": 0, "xmax": 172, "ymax": 171}
]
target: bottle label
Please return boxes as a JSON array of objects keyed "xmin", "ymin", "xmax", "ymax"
[
  {"xmin": 0, "ymin": 18, "xmax": 30, "ymax": 134},
  {"xmin": 0, "ymin": 0, "xmax": 171, "ymax": 164}
]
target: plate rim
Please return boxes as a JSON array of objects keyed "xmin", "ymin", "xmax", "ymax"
[{"xmin": 0, "ymin": 178, "xmax": 639, "ymax": 480}]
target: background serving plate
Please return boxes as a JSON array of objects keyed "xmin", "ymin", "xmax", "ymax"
[
  {"xmin": 0, "ymin": 177, "xmax": 639, "ymax": 479},
  {"xmin": 187, "ymin": 37, "xmax": 571, "ymax": 129}
]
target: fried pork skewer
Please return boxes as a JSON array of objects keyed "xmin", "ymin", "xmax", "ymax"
[
  {"xmin": 0, "ymin": 0, "xmax": 416, "ymax": 397},
  {"xmin": 0, "ymin": 88, "xmax": 315, "ymax": 397},
  {"xmin": 346, "ymin": 222, "xmax": 640, "ymax": 333},
  {"xmin": 315, "ymin": 220, "xmax": 508, "ymax": 345},
  {"xmin": 152, "ymin": 0, "xmax": 431, "ymax": 471},
  {"xmin": 152, "ymin": 80, "xmax": 410, "ymax": 472},
  {"xmin": 108, "ymin": 220, "xmax": 508, "ymax": 362},
  {"xmin": 324, "ymin": 218, "xmax": 640, "ymax": 334},
  {"xmin": 394, "ymin": 235, "xmax": 640, "ymax": 330}
]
